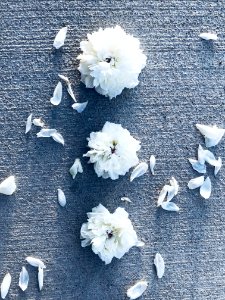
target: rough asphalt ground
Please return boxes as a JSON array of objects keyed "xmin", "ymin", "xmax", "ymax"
[{"xmin": 0, "ymin": 1, "xmax": 225, "ymax": 299}]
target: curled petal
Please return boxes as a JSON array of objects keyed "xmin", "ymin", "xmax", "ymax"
[
  {"xmin": 149, "ymin": 155, "xmax": 156, "ymax": 175},
  {"xmin": 214, "ymin": 157, "xmax": 222, "ymax": 176},
  {"xmin": 25, "ymin": 113, "xmax": 33, "ymax": 134},
  {"xmin": 154, "ymin": 253, "xmax": 165, "ymax": 278},
  {"xmin": 57, "ymin": 189, "xmax": 66, "ymax": 207},
  {"xmin": 70, "ymin": 159, "xmax": 83, "ymax": 179},
  {"xmin": 26, "ymin": 257, "xmax": 46, "ymax": 269},
  {"xmin": 196, "ymin": 124, "xmax": 225, "ymax": 147}
]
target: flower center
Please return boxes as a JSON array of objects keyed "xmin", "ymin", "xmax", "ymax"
[
  {"xmin": 110, "ymin": 140, "xmax": 117, "ymax": 154},
  {"xmin": 106, "ymin": 230, "xmax": 113, "ymax": 239},
  {"xmin": 105, "ymin": 57, "xmax": 112, "ymax": 63}
]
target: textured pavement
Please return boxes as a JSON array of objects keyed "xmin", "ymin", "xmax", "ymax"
[{"xmin": 1, "ymin": 1, "xmax": 225, "ymax": 299}]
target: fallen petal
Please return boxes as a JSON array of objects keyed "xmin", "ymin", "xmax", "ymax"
[
  {"xmin": 149, "ymin": 155, "xmax": 156, "ymax": 175},
  {"xmin": 67, "ymin": 83, "xmax": 77, "ymax": 102},
  {"xmin": 58, "ymin": 74, "xmax": 70, "ymax": 84},
  {"xmin": 50, "ymin": 82, "xmax": 62, "ymax": 106},
  {"xmin": 166, "ymin": 185, "xmax": 176, "ymax": 202},
  {"xmin": 197, "ymin": 144, "xmax": 205, "ymax": 164},
  {"xmin": 188, "ymin": 158, "xmax": 206, "ymax": 174},
  {"xmin": 25, "ymin": 113, "xmax": 33, "ymax": 134},
  {"xmin": 19, "ymin": 267, "xmax": 29, "ymax": 291},
  {"xmin": 0, "ymin": 176, "xmax": 16, "ymax": 195},
  {"xmin": 51, "ymin": 132, "xmax": 65, "ymax": 145},
  {"xmin": 121, "ymin": 197, "xmax": 132, "ymax": 203},
  {"xmin": 154, "ymin": 253, "xmax": 165, "ymax": 278},
  {"xmin": 157, "ymin": 185, "xmax": 169, "ymax": 207},
  {"xmin": 199, "ymin": 32, "xmax": 218, "ymax": 41},
  {"xmin": 26, "ymin": 257, "xmax": 46, "ymax": 269},
  {"xmin": 170, "ymin": 177, "xmax": 179, "ymax": 196},
  {"xmin": 130, "ymin": 162, "xmax": 148, "ymax": 182},
  {"xmin": 37, "ymin": 129, "xmax": 57, "ymax": 138},
  {"xmin": 38, "ymin": 267, "xmax": 44, "ymax": 291},
  {"xmin": 53, "ymin": 26, "xmax": 68, "ymax": 49},
  {"xmin": 72, "ymin": 101, "xmax": 88, "ymax": 113},
  {"xmin": 188, "ymin": 176, "xmax": 205, "ymax": 189},
  {"xmin": 57, "ymin": 189, "xmax": 66, "ymax": 207},
  {"xmin": 161, "ymin": 201, "xmax": 179, "ymax": 212},
  {"xmin": 215, "ymin": 157, "xmax": 222, "ymax": 176},
  {"xmin": 1, "ymin": 273, "xmax": 11, "ymax": 299},
  {"xmin": 136, "ymin": 241, "xmax": 145, "ymax": 247},
  {"xmin": 33, "ymin": 118, "xmax": 44, "ymax": 127},
  {"xmin": 200, "ymin": 177, "xmax": 212, "ymax": 199},
  {"xmin": 70, "ymin": 158, "xmax": 83, "ymax": 179},
  {"xmin": 196, "ymin": 124, "xmax": 225, "ymax": 147},
  {"xmin": 127, "ymin": 281, "xmax": 148, "ymax": 300}
]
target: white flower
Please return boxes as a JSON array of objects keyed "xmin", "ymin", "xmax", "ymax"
[
  {"xmin": 80, "ymin": 204, "xmax": 139, "ymax": 264},
  {"xmin": 84, "ymin": 122, "xmax": 140, "ymax": 180},
  {"xmin": 78, "ymin": 25, "xmax": 147, "ymax": 99}
]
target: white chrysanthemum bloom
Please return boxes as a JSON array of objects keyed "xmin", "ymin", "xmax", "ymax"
[
  {"xmin": 83, "ymin": 122, "xmax": 140, "ymax": 180},
  {"xmin": 78, "ymin": 25, "xmax": 147, "ymax": 99},
  {"xmin": 80, "ymin": 204, "xmax": 139, "ymax": 264}
]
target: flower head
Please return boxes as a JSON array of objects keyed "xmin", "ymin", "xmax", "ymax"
[
  {"xmin": 84, "ymin": 122, "xmax": 140, "ymax": 180},
  {"xmin": 80, "ymin": 204, "xmax": 138, "ymax": 264},
  {"xmin": 78, "ymin": 25, "xmax": 147, "ymax": 99}
]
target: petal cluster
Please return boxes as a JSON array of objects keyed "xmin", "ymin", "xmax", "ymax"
[
  {"xmin": 78, "ymin": 25, "xmax": 147, "ymax": 99},
  {"xmin": 84, "ymin": 122, "xmax": 140, "ymax": 180},
  {"xmin": 80, "ymin": 204, "xmax": 138, "ymax": 264}
]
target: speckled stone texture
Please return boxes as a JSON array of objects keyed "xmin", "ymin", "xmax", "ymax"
[{"xmin": 0, "ymin": 1, "xmax": 225, "ymax": 299}]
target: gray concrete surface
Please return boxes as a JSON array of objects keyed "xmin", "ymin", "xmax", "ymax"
[{"xmin": 0, "ymin": 0, "xmax": 225, "ymax": 299}]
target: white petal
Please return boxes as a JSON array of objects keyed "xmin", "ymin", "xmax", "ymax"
[
  {"xmin": 121, "ymin": 197, "xmax": 132, "ymax": 203},
  {"xmin": 72, "ymin": 101, "xmax": 88, "ymax": 113},
  {"xmin": 50, "ymin": 82, "xmax": 62, "ymax": 106},
  {"xmin": 1, "ymin": 273, "xmax": 11, "ymax": 299},
  {"xmin": 67, "ymin": 83, "xmax": 77, "ymax": 102},
  {"xmin": 130, "ymin": 162, "xmax": 148, "ymax": 182},
  {"xmin": 51, "ymin": 132, "xmax": 65, "ymax": 145},
  {"xmin": 127, "ymin": 281, "xmax": 148, "ymax": 300},
  {"xmin": 154, "ymin": 253, "xmax": 165, "ymax": 278},
  {"xmin": 149, "ymin": 155, "xmax": 156, "ymax": 175},
  {"xmin": 69, "ymin": 158, "xmax": 83, "ymax": 179},
  {"xmin": 157, "ymin": 185, "xmax": 169, "ymax": 207},
  {"xmin": 19, "ymin": 267, "xmax": 29, "ymax": 291},
  {"xmin": 166, "ymin": 185, "xmax": 176, "ymax": 202},
  {"xmin": 188, "ymin": 158, "xmax": 206, "ymax": 173},
  {"xmin": 169, "ymin": 177, "xmax": 179, "ymax": 196},
  {"xmin": 188, "ymin": 176, "xmax": 205, "ymax": 189},
  {"xmin": 136, "ymin": 241, "xmax": 145, "ymax": 247},
  {"xmin": 199, "ymin": 32, "xmax": 218, "ymax": 41},
  {"xmin": 196, "ymin": 124, "xmax": 225, "ymax": 147},
  {"xmin": 161, "ymin": 201, "xmax": 180, "ymax": 212},
  {"xmin": 25, "ymin": 113, "xmax": 33, "ymax": 134},
  {"xmin": 37, "ymin": 129, "xmax": 57, "ymax": 138},
  {"xmin": 53, "ymin": 26, "xmax": 68, "ymax": 49},
  {"xmin": 58, "ymin": 74, "xmax": 70, "ymax": 84},
  {"xmin": 26, "ymin": 257, "xmax": 46, "ymax": 269},
  {"xmin": 0, "ymin": 176, "xmax": 16, "ymax": 195},
  {"xmin": 38, "ymin": 267, "xmax": 44, "ymax": 291},
  {"xmin": 57, "ymin": 189, "xmax": 66, "ymax": 207},
  {"xmin": 214, "ymin": 157, "xmax": 222, "ymax": 176},
  {"xmin": 197, "ymin": 144, "xmax": 205, "ymax": 164},
  {"xmin": 200, "ymin": 177, "xmax": 212, "ymax": 199},
  {"xmin": 33, "ymin": 118, "xmax": 44, "ymax": 127}
]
